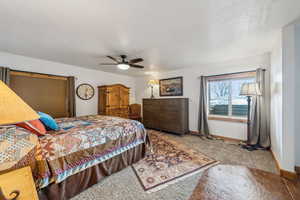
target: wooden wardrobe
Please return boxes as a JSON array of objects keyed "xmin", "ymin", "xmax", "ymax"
[{"xmin": 98, "ymin": 84, "xmax": 130, "ymax": 118}]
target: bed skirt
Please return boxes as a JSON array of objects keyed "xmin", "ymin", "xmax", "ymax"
[{"xmin": 38, "ymin": 143, "xmax": 146, "ymax": 200}]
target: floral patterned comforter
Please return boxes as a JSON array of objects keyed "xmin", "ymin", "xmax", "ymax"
[{"xmin": 34, "ymin": 115, "xmax": 148, "ymax": 188}]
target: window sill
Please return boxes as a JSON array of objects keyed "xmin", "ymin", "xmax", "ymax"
[{"xmin": 208, "ymin": 116, "xmax": 247, "ymax": 123}]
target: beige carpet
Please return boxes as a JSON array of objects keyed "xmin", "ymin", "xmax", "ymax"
[{"xmin": 72, "ymin": 131, "xmax": 278, "ymax": 200}]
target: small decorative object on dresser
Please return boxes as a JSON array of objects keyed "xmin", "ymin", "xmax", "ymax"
[
  {"xmin": 143, "ymin": 98, "xmax": 189, "ymax": 135},
  {"xmin": 0, "ymin": 167, "xmax": 38, "ymax": 200},
  {"xmin": 76, "ymin": 83, "xmax": 95, "ymax": 100},
  {"xmin": 98, "ymin": 84, "xmax": 130, "ymax": 118},
  {"xmin": 159, "ymin": 76, "xmax": 183, "ymax": 96},
  {"xmin": 147, "ymin": 79, "xmax": 159, "ymax": 98}
]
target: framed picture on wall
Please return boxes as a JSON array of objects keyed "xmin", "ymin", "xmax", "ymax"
[{"xmin": 159, "ymin": 76, "xmax": 183, "ymax": 96}]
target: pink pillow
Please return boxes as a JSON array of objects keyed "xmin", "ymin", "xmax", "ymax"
[{"xmin": 16, "ymin": 120, "xmax": 47, "ymax": 136}]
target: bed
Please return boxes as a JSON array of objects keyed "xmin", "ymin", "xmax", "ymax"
[{"xmin": 0, "ymin": 115, "xmax": 148, "ymax": 200}]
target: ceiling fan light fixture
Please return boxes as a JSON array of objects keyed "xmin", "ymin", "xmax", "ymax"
[{"xmin": 117, "ymin": 63, "xmax": 130, "ymax": 70}]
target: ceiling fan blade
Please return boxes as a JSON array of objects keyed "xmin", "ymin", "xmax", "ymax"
[
  {"xmin": 130, "ymin": 64, "xmax": 144, "ymax": 69},
  {"xmin": 107, "ymin": 56, "xmax": 119, "ymax": 63},
  {"xmin": 129, "ymin": 58, "xmax": 144, "ymax": 64},
  {"xmin": 99, "ymin": 63, "xmax": 117, "ymax": 65}
]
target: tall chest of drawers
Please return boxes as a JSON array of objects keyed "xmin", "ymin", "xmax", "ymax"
[{"xmin": 143, "ymin": 98, "xmax": 189, "ymax": 135}]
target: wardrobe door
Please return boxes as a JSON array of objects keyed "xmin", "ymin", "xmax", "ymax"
[
  {"xmin": 98, "ymin": 84, "xmax": 130, "ymax": 118},
  {"xmin": 107, "ymin": 86, "xmax": 120, "ymax": 110},
  {"xmin": 98, "ymin": 87, "xmax": 107, "ymax": 115},
  {"xmin": 119, "ymin": 86, "xmax": 129, "ymax": 118},
  {"xmin": 120, "ymin": 87, "xmax": 129, "ymax": 107}
]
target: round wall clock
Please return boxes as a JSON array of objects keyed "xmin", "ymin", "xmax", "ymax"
[{"xmin": 76, "ymin": 83, "xmax": 95, "ymax": 100}]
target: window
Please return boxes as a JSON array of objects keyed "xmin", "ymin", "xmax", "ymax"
[{"xmin": 208, "ymin": 72, "xmax": 256, "ymax": 118}]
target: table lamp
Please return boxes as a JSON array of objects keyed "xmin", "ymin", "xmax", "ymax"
[
  {"xmin": 0, "ymin": 80, "xmax": 39, "ymax": 134},
  {"xmin": 240, "ymin": 82, "xmax": 262, "ymax": 145},
  {"xmin": 148, "ymin": 80, "xmax": 159, "ymax": 99}
]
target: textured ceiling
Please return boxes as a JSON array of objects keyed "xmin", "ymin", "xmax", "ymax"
[{"xmin": 0, "ymin": 0, "xmax": 300, "ymax": 76}]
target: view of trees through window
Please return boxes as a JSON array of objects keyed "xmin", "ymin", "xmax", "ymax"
[{"xmin": 208, "ymin": 77, "xmax": 255, "ymax": 117}]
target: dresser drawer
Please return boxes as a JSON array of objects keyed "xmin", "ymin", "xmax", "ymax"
[
  {"xmin": 142, "ymin": 98, "xmax": 189, "ymax": 135},
  {"xmin": 159, "ymin": 112, "xmax": 183, "ymax": 134}
]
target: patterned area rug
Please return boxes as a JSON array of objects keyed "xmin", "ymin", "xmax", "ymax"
[{"xmin": 132, "ymin": 130, "xmax": 218, "ymax": 192}]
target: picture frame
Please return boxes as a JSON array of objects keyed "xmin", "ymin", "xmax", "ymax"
[{"xmin": 159, "ymin": 76, "xmax": 183, "ymax": 96}]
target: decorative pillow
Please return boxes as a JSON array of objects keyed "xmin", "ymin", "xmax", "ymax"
[
  {"xmin": 38, "ymin": 111, "xmax": 59, "ymax": 131},
  {"xmin": 16, "ymin": 119, "xmax": 47, "ymax": 136}
]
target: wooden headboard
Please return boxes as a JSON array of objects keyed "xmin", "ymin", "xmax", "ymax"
[{"xmin": 10, "ymin": 71, "xmax": 70, "ymax": 118}]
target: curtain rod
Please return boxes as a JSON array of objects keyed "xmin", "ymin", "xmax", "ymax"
[
  {"xmin": 10, "ymin": 69, "xmax": 77, "ymax": 79},
  {"xmin": 203, "ymin": 69, "xmax": 266, "ymax": 78}
]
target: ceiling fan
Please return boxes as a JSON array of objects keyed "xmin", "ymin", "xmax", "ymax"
[{"xmin": 100, "ymin": 55, "xmax": 144, "ymax": 70}]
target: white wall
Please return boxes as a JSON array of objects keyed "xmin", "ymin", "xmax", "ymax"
[
  {"xmin": 282, "ymin": 23, "xmax": 297, "ymax": 171},
  {"xmin": 271, "ymin": 18, "xmax": 300, "ymax": 172},
  {"xmin": 270, "ymin": 34, "xmax": 283, "ymax": 167},
  {"xmin": 0, "ymin": 51, "xmax": 136, "ymax": 117},
  {"xmin": 270, "ymin": 29, "xmax": 300, "ymax": 172},
  {"xmin": 295, "ymin": 22, "xmax": 300, "ymax": 167},
  {"xmin": 135, "ymin": 54, "xmax": 270, "ymax": 140}
]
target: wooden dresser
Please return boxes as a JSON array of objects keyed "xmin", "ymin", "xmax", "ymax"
[
  {"xmin": 98, "ymin": 84, "xmax": 130, "ymax": 118},
  {"xmin": 143, "ymin": 98, "xmax": 189, "ymax": 135}
]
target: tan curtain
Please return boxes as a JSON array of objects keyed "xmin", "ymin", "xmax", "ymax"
[
  {"xmin": 0, "ymin": 67, "xmax": 10, "ymax": 85},
  {"xmin": 67, "ymin": 76, "xmax": 76, "ymax": 117},
  {"xmin": 249, "ymin": 68, "xmax": 270, "ymax": 148},
  {"xmin": 198, "ymin": 76, "xmax": 210, "ymax": 136}
]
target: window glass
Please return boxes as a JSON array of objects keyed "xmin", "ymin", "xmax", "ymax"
[
  {"xmin": 208, "ymin": 75, "xmax": 255, "ymax": 117},
  {"xmin": 231, "ymin": 77, "xmax": 255, "ymax": 116},
  {"xmin": 208, "ymin": 80, "xmax": 230, "ymax": 116}
]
